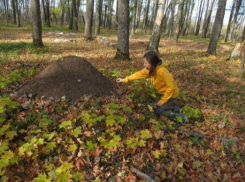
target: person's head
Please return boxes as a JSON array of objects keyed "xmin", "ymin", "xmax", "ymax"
[{"xmin": 143, "ymin": 51, "xmax": 162, "ymax": 76}]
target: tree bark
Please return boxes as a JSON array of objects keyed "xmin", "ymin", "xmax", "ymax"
[
  {"xmin": 72, "ymin": 0, "xmax": 78, "ymax": 31},
  {"xmin": 95, "ymin": 0, "xmax": 102, "ymax": 35},
  {"xmin": 60, "ymin": 0, "xmax": 65, "ymax": 26},
  {"xmin": 31, "ymin": 0, "xmax": 43, "ymax": 47},
  {"xmin": 173, "ymin": 0, "xmax": 184, "ymax": 41},
  {"xmin": 182, "ymin": 0, "xmax": 194, "ymax": 36},
  {"xmin": 136, "ymin": 0, "xmax": 142, "ymax": 28},
  {"xmin": 202, "ymin": 0, "xmax": 215, "ymax": 38},
  {"xmin": 147, "ymin": 0, "xmax": 166, "ymax": 52},
  {"xmin": 242, "ymin": 24, "xmax": 245, "ymax": 42},
  {"xmin": 45, "ymin": 0, "xmax": 51, "ymax": 26},
  {"xmin": 143, "ymin": 0, "xmax": 150, "ymax": 31},
  {"xmin": 131, "ymin": 0, "xmax": 138, "ymax": 35},
  {"xmin": 69, "ymin": 0, "xmax": 73, "ymax": 29},
  {"xmin": 103, "ymin": 5, "xmax": 108, "ymax": 27},
  {"xmin": 15, "ymin": 0, "xmax": 21, "ymax": 27},
  {"xmin": 12, "ymin": 0, "xmax": 17, "ymax": 23},
  {"xmin": 207, "ymin": 0, "xmax": 226, "ymax": 55},
  {"xmin": 85, "ymin": 0, "xmax": 94, "ymax": 40},
  {"xmin": 165, "ymin": 1, "xmax": 175, "ymax": 37},
  {"xmin": 115, "ymin": 0, "xmax": 129, "ymax": 60},
  {"xmin": 194, "ymin": 0, "xmax": 204, "ymax": 35},
  {"xmin": 108, "ymin": 0, "xmax": 114, "ymax": 29},
  {"xmin": 230, "ymin": 0, "xmax": 242, "ymax": 41}
]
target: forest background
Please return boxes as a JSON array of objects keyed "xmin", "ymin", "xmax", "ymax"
[{"xmin": 0, "ymin": 0, "xmax": 245, "ymax": 181}]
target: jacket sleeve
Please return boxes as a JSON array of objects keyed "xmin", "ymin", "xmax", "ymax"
[
  {"xmin": 158, "ymin": 70, "xmax": 175, "ymax": 105},
  {"xmin": 123, "ymin": 68, "xmax": 149, "ymax": 83}
]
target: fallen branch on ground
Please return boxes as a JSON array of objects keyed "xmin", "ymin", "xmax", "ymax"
[{"xmin": 130, "ymin": 167, "xmax": 155, "ymax": 182}]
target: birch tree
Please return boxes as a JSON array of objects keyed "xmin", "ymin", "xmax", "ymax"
[
  {"xmin": 147, "ymin": 0, "xmax": 166, "ymax": 52},
  {"xmin": 207, "ymin": 0, "xmax": 226, "ymax": 54}
]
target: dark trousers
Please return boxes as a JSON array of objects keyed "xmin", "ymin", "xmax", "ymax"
[{"xmin": 154, "ymin": 98, "xmax": 181, "ymax": 119}]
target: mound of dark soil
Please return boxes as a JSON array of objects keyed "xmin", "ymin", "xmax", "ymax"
[{"xmin": 18, "ymin": 56, "xmax": 114, "ymax": 99}]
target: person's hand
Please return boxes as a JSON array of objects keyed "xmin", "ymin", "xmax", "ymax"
[
  {"xmin": 116, "ymin": 78, "xmax": 123, "ymax": 83},
  {"xmin": 156, "ymin": 102, "xmax": 162, "ymax": 107}
]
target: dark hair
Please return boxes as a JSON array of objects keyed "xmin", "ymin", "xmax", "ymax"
[{"xmin": 143, "ymin": 51, "xmax": 162, "ymax": 76}]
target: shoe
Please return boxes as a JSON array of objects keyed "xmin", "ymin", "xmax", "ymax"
[{"xmin": 181, "ymin": 113, "xmax": 188, "ymax": 122}]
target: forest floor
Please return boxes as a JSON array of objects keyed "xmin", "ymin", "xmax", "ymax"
[{"xmin": 0, "ymin": 24, "xmax": 245, "ymax": 182}]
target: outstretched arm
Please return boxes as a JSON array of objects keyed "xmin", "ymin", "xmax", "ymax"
[{"xmin": 120, "ymin": 68, "xmax": 149, "ymax": 83}]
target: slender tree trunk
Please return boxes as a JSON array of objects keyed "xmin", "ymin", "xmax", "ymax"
[
  {"xmin": 60, "ymin": 0, "xmax": 65, "ymax": 26},
  {"xmin": 116, "ymin": 0, "xmax": 118, "ymax": 25},
  {"xmin": 224, "ymin": 1, "xmax": 235, "ymax": 41},
  {"xmin": 242, "ymin": 24, "xmax": 245, "ymax": 42},
  {"xmin": 207, "ymin": 0, "xmax": 226, "ymax": 54},
  {"xmin": 45, "ymin": 0, "xmax": 51, "ymax": 26},
  {"xmin": 103, "ymin": 5, "xmax": 108, "ymax": 27},
  {"xmin": 69, "ymin": 0, "xmax": 73, "ymax": 29},
  {"xmin": 12, "ymin": 0, "xmax": 17, "ymax": 23},
  {"xmin": 72, "ymin": 0, "xmax": 78, "ymax": 30},
  {"xmin": 131, "ymin": 0, "xmax": 138, "ymax": 35},
  {"xmin": 85, "ymin": 0, "xmax": 94, "ymax": 40},
  {"xmin": 241, "ymin": 49, "xmax": 245, "ymax": 77},
  {"xmin": 136, "ymin": 0, "xmax": 142, "ymax": 28},
  {"xmin": 31, "ymin": 0, "xmax": 43, "ymax": 47},
  {"xmin": 95, "ymin": 0, "xmax": 102, "ymax": 35},
  {"xmin": 165, "ymin": 1, "xmax": 175, "ymax": 37},
  {"xmin": 3, "ymin": 0, "xmax": 8, "ymax": 22},
  {"xmin": 108, "ymin": 0, "xmax": 114, "ymax": 29},
  {"xmin": 143, "ymin": 0, "xmax": 150, "ymax": 31},
  {"xmin": 202, "ymin": 0, "xmax": 215, "ymax": 38},
  {"xmin": 230, "ymin": 0, "xmax": 242, "ymax": 41},
  {"xmin": 147, "ymin": 0, "xmax": 166, "ymax": 52},
  {"xmin": 194, "ymin": 0, "xmax": 204, "ymax": 35},
  {"xmin": 182, "ymin": 0, "xmax": 192, "ymax": 36},
  {"xmin": 15, "ymin": 0, "xmax": 21, "ymax": 27},
  {"xmin": 115, "ymin": 0, "xmax": 129, "ymax": 60},
  {"xmin": 201, "ymin": 0, "xmax": 210, "ymax": 36},
  {"xmin": 173, "ymin": 0, "xmax": 184, "ymax": 41}
]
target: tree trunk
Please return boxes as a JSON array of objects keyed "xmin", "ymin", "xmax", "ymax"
[
  {"xmin": 60, "ymin": 0, "xmax": 65, "ymax": 26},
  {"xmin": 85, "ymin": 0, "xmax": 94, "ymax": 40},
  {"xmin": 15, "ymin": 0, "xmax": 21, "ymax": 27},
  {"xmin": 143, "ymin": 0, "xmax": 150, "ymax": 31},
  {"xmin": 72, "ymin": 0, "xmax": 78, "ymax": 31},
  {"xmin": 202, "ymin": 0, "xmax": 215, "ymax": 38},
  {"xmin": 147, "ymin": 0, "xmax": 166, "ymax": 52},
  {"xmin": 242, "ymin": 24, "xmax": 245, "ymax": 42},
  {"xmin": 12, "ymin": 0, "xmax": 17, "ymax": 23},
  {"xmin": 194, "ymin": 0, "xmax": 204, "ymax": 35},
  {"xmin": 103, "ymin": 5, "xmax": 108, "ymax": 27},
  {"xmin": 116, "ymin": 0, "xmax": 118, "ymax": 25},
  {"xmin": 131, "ymin": 0, "xmax": 138, "ymax": 35},
  {"xmin": 182, "ymin": 0, "xmax": 194, "ymax": 36},
  {"xmin": 230, "ymin": 0, "xmax": 242, "ymax": 41},
  {"xmin": 115, "ymin": 0, "xmax": 129, "ymax": 60},
  {"xmin": 108, "ymin": 0, "xmax": 114, "ymax": 29},
  {"xmin": 207, "ymin": 0, "xmax": 226, "ymax": 55},
  {"xmin": 95, "ymin": 0, "xmax": 102, "ymax": 35},
  {"xmin": 173, "ymin": 0, "xmax": 184, "ymax": 41},
  {"xmin": 45, "ymin": 0, "xmax": 51, "ymax": 26},
  {"xmin": 165, "ymin": 1, "xmax": 175, "ymax": 37},
  {"xmin": 69, "ymin": 0, "xmax": 73, "ymax": 29},
  {"xmin": 31, "ymin": 0, "xmax": 43, "ymax": 47},
  {"xmin": 241, "ymin": 49, "xmax": 245, "ymax": 77},
  {"xmin": 136, "ymin": 0, "xmax": 142, "ymax": 28}
]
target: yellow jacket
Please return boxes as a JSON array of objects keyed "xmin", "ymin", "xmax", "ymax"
[{"xmin": 123, "ymin": 63, "xmax": 179, "ymax": 105}]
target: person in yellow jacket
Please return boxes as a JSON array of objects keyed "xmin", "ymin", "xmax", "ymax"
[{"xmin": 116, "ymin": 51, "xmax": 188, "ymax": 122}]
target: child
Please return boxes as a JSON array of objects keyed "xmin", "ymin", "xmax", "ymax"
[{"xmin": 116, "ymin": 51, "xmax": 188, "ymax": 122}]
